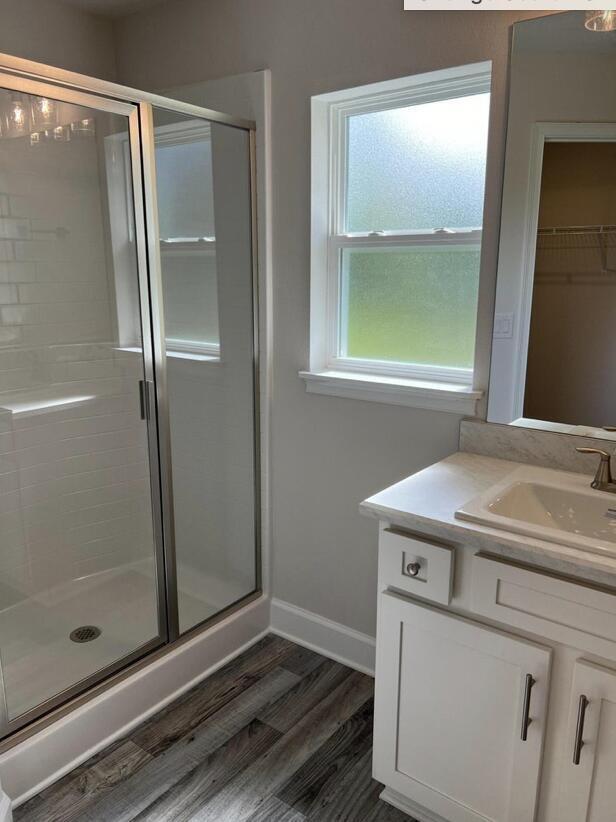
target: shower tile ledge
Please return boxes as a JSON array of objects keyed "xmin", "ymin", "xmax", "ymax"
[{"xmin": 360, "ymin": 451, "xmax": 616, "ymax": 587}]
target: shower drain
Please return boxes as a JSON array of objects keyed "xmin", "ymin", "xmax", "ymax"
[{"xmin": 69, "ymin": 625, "xmax": 102, "ymax": 643}]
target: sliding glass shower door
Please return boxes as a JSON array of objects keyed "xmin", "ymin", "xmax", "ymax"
[
  {"xmin": 0, "ymin": 77, "xmax": 166, "ymax": 734},
  {"xmin": 0, "ymin": 65, "xmax": 260, "ymax": 741}
]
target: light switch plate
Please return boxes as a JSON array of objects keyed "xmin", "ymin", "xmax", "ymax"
[{"xmin": 493, "ymin": 312, "xmax": 514, "ymax": 339}]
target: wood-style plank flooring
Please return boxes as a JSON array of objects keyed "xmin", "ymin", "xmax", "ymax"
[{"xmin": 14, "ymin": 635, "xmax": 413, "ymax": 822}]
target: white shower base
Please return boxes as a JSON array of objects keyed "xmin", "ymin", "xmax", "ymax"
[{"xmin": 0, "ymin": 559, "xmax": 218, "ymax": 721}]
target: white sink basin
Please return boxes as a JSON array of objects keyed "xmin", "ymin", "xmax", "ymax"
[{"xmin": 456, "ymin": 465, "xmax": 616, "ymax": 557}]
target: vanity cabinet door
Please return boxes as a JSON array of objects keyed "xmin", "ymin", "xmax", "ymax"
[
  {"xmin": 558, "ymin": 660, "xmax": 616, "ymax": 822},
  {"xmin": 373, "ymin": 592, "xmax": 551, "ymax": 822}
]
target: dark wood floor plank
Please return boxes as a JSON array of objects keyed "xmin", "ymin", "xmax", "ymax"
[
  {"xmin": 13, "ymin": 739, "xmax": 128, "ymax": 822},
  {"xmin": 245, "ymin": 796, "xmax": 306, "ymax": 822},
  {"xmin": 132, "ymin": 719, "xmax": 282, "ymax": 822},
  {"xmin": 14, "ymin": 740, "xmax": 152, "ymax": 822},
  {"xmin": 131, "ymin": 634, "xmax": 296, "ymax": 757},
  {"xmin": 80, "ymin": 666, "xmax": 299, "ymax": 822},
  {"xmin": 190, "ymin": 670, "xmax": 374, "ymax": 822},
  {"xmin": 276, "ymin": 642, "xmax": 328, "ymax": 677},
  {"xmin": 258, "ymin": 659, "xmax": 351, "ymax": 732},
  {"xmin": 276, "ymin": 698, "xmax": 374, "ymax": 814},
  {"xmin": 305, "ymin": 747, "xmax": 383, "ymax": 821},
  {"xmin": 15, "ymin": 638, "xmax": 398, "ymax": 822}
]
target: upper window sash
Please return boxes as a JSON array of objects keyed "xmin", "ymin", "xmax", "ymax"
[{"xmin": 329, "ymin": 71, "xmax": 491, "ymax": 238}]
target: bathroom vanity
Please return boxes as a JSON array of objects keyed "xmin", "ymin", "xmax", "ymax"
[
  {"xmin": 365, "ymin": 12, "xmax": 616, "ymax": 819},
  {"xmin": 362, "ymin": 451, "xmax": 616, "ymax": 822}
]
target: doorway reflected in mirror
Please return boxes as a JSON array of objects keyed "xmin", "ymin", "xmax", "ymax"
[{"xmin": 524, "ymin": 141, "xmax": 616, "ymax": 430}]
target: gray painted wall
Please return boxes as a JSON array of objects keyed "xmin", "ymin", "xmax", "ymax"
[
  {"xmin": 112, "ymin": 0, "xmax": 551, "ymax": 636},
  {"xmin": 0, "ymin": 0, "xmax": 116, "ymax": 80}
]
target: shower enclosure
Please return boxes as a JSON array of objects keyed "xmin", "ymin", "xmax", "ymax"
[{"xmin": 0, "ymin": 57, "xmax": 260, "ymax": 740}]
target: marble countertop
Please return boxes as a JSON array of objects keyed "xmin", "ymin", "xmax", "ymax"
[{"xmin": 360, "ymin": 451, "xmax": 616, "ymax": 583}]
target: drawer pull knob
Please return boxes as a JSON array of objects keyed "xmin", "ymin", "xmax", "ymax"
[
  {"xmin": 573, "ymin": 694, "xmax": 589, "ymax": 765},
  {"xmin": 406, "ymin": 562, "xmax": 421, "ymax": 577}
]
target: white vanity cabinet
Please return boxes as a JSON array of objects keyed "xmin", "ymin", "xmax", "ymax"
[
  {"xmin": 374, "ymin": 592, "xmax": 551, "ymax": 822},
  {"xmin": 557, "ymin": 660, "xmax": 616, "ymax": 822},
  {"xmin": 372, "ymin": 523, "xmax": 616, "ymax": 822}
]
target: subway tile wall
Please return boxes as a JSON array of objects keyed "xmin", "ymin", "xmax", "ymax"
[{"xmin": 0, "ymin": 126, "xmax": 155, "ymax": 608}]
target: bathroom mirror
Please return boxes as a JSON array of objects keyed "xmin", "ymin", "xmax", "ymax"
[{"xmin": 488, "ymin": 12, "xmax": 616, "ymax": 438}]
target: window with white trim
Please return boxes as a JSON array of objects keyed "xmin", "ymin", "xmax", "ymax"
[
  {"xmin": 304, "ymin": 63, "xmax": 491, "ymax": 412},
  {"xmin": 105, "ymin": 119, "xmax": 221, "ymax": 362},
  {"xmin": 154, "ymin": 119, "xmax": 220, "ymax": 360}
]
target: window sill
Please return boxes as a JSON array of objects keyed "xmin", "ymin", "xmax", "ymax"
[
  {"xmin": 116, "ymin": 346, "xmax": 220, "ymax": 363},
  {"xmin": 298, "ymin": 370, "xmax": 483, "ymax": 415},
  {"xmin": 166, "ymin": 351, "xmax": 220, "ymax": 363}
]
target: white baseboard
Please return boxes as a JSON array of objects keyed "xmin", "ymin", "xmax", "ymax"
[
  {"xmin": 380, "ymin": 788, "xmax": 447, "ymax": 822},
  {"xmin": 270, "ymin": 598, "xmax": 375, "ymax": 676},
  {"xmin": 0, "ymin": 786, "xmax": 11, "ymax": 822},
  {"xmin": 2, "ymin": 595, "xmax": 270, "ymax": 807}
]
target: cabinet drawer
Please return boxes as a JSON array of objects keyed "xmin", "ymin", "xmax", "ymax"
[
  {"xmin": 472, "ymin": 554, "xmax": 616, "ymax": 660},
  {"xmin": 379, "ymin": 527, "xmax": 454, "ymax": 605}
]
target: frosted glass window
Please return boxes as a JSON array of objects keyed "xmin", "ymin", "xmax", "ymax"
[
  {"xmin": 340, "ymin": 247, "xmax": 481, "ymax": 368},
  {"xmin": 153, "ymin": 114, "xmax": 219, "ymax": 354},
  {"xmin": 160, "ymin": 250, "xmax": 219, "ymax": 348},
  {"xmin": 155, "ymin": 138, "xmax": 215, "ymax": 239},
  {"xmin": 345, "ymin": 93, "xmax": 490, "ymax": 233},
  {"xmin": 311, "ymin": 65, "xmax": 490, "ymax": 386}
]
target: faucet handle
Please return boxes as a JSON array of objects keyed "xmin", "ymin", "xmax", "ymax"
[{"xmin": 576, "ymin": 447, "xmax": 613, "ymax": 489}]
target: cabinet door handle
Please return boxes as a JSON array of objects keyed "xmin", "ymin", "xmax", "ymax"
[
  {"xmin": 520, "ymin": 673, "xmax": 535, "ymax": 741},
  {"xmin": 573, "ymin": 694, "xmax": 589, "ymax": 765}
]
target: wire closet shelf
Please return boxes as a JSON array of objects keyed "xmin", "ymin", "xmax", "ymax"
[{"xmin": 535, "ymin": 224, "xmax": 616, "ymax": 278}]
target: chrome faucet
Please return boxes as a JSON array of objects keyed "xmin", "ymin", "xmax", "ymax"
[{"xmin": 576, "ymin": 447, "xmax": 616, "ymax": 493}]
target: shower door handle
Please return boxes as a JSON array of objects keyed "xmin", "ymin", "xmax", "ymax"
[{"xmin": 139, "ymin": 379, "xmax": 153, "ymax": 421}]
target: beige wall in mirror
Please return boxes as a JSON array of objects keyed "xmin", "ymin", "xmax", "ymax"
[{"xmin": 488, "ymin": 11, "xmax": 616, "ymax": 439}]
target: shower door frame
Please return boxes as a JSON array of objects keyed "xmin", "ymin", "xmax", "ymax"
[
  {"xmin": 0, "ymin": 70, "xmax": 170, "ymax": 739},
  {"xmin": 0, "ymin": 53, "xmax": 262, "ymax": 745},
  {"xmin": 138, "ymin": 103, "xmax": 262, "ymax": 642}
]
